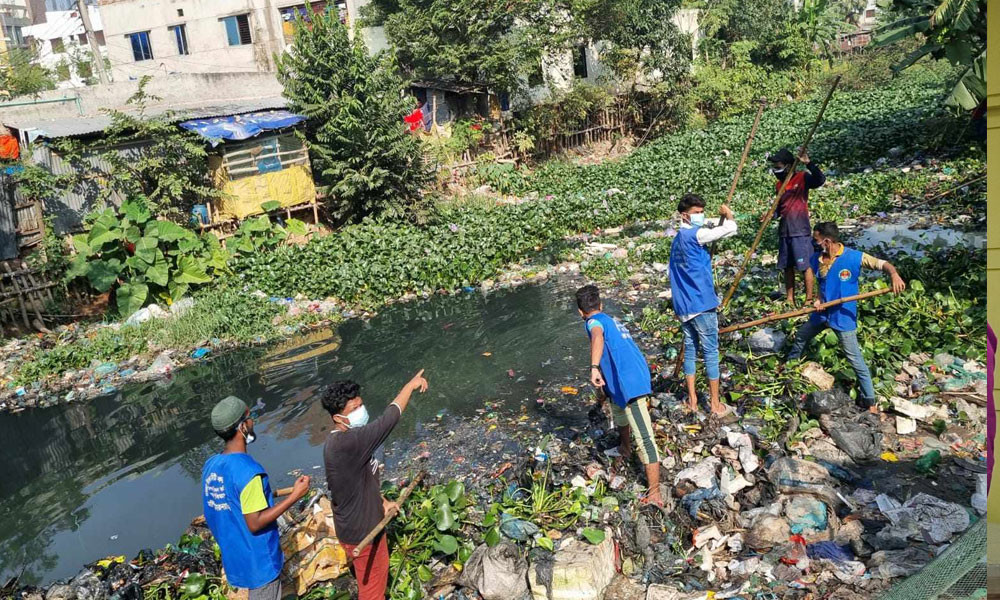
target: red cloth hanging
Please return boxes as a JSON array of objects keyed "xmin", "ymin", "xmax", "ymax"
[{"xmin": 0, "ymin": 135, "xmax": 19, "ymax": 160}]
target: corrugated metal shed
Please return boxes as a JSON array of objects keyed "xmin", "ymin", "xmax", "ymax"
[
  {"xmin": 4, "ymin": 97, "xmax": 288, "ymax": 141},
  {"xmin": 5, "ymin": 97, "xmax": 291, "ymax": 235}
]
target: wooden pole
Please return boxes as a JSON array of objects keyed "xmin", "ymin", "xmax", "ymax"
[
  {"xmin": 719, "ymin": 75, "xmax": 841, "ymax": 311},
  {"xmin": 910, "ymin": 173, "xmax": 985, "ymax": 209},
  {"xmin": 351, "ymin": 471, "xmax": 425, "ymax": 557},
  {"xmin": 718, "ymin": 287, "xmax": 893, "ymax": 335},
  {"xmin": 670, "ymin": 99, "xmax": 767, "ymax": 379}
]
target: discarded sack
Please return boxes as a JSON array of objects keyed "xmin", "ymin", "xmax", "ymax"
[
  {"xmin": 459, "ymin": 542, "xmax": 529, "ymax": 600},
  {"xmin": 822, "ymin": 413, "xmax": 883, "ymax": 462},
  {"xmin": 804, "ymin": 388, "xmax": 850, "ymax": 417},
  {"xmin": 527, "ymin": 534, "xmax": 615, "ymax": 600}
]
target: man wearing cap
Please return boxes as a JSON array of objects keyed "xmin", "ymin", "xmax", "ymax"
[
  {"xmin": 767, "ymin": 147, "xmax": 826, "ymax": 306},
  {"xmin": 202, "ymin": 396, "xmax": 310, "ymax": 600}
]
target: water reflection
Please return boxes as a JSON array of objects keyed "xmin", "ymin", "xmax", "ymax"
[{"xmin": 0, "ymin": 278, "xmax": 600, "ymax": 585}]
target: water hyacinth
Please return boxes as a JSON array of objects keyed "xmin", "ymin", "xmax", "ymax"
[{"xmin": 449, "ymin": 223, "xmax": 459, "ymax": 233}]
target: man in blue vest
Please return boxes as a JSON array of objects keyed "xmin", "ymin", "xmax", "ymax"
[
  {"xmin": 786, "ymin": 222, "xmax": 906, "ymax": 412},
  {"xmin": 202, "ymin": 396, "xmax": 311, "ymax": 600},
  {"xmin": 669, "ymin": 194, "xmax": 738, "ymax": 416},
  {"xmin": 577, "ymin": 284, "xmax": 662, "ymax": 507}
]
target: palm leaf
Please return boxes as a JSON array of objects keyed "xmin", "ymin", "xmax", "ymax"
[
  {"xmin": 944, "ymin": 49, "xmax": 985, "ymax": 110},
  {"xmin": 931, "ymin": 0, "xmax": 977, "ymax": 30},
  {"xmin": 873, "ymin": 16, "xmax": 930, "ymax": 46}
]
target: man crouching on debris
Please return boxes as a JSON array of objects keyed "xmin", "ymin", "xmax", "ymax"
[
  {"xmin": 321, "ymin": 371, "xmax": 428, "ymax": 600},
  {"xmin": 202, "ymin": 396, "xmax": 311, "ymax": 600},
  {"xmin": 576, "ymin": 284, "xmax": 663, "ymax": 507},
  {"xmin": 669, "ymin": 194, "xmax": 737, "ymax": 416},
  {"xmin": 787, "ymin": 222, "xmax": 906, "ymax": 412}
]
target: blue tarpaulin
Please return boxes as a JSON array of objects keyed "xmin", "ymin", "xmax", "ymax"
[{"xmin": 179, "ymin": 110, "xmax": 306, "ymax": 145}]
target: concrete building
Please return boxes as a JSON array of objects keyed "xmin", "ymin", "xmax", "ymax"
[
  {"xmin": 97, "ymin": 0, "xmax": 350, "ymax": 81},
  {"xmin": 23, "ymin": 6, "xmax": 106, "ymax": 88},
  {"xmin": 0, "ymin": 0, "xmax": 35, "ymax": 54}
]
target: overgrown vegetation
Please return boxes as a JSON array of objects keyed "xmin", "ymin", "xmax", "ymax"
[{"xmin": 277, "ymin": 8, "xmax": 430, "ymax": 223}]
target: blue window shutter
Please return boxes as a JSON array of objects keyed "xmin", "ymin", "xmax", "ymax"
[{"xmin": 223, "ymin": 17, "xmax": 240, "ymax": 46}]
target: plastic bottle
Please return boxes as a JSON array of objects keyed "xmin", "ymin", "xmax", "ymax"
[{"xmin": 915, "ymin": 449, "xmax": 942, "ymax": 474}]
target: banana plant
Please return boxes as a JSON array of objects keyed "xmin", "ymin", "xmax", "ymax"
[{"xmin": 66, "ymin": 197, "xmax": 230, "ymax": 317}]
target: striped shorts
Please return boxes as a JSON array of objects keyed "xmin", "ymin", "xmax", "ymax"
[{"xmin": 611, "ymin": 396, "xmax": 660, "ymax": 465}]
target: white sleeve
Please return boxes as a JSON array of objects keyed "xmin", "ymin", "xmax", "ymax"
[{"xmin": 695, "ymin": 220, "xmax": 738, "ymax": 245}]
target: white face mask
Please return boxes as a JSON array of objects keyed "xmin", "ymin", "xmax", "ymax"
[
  {"xmin": 242, "ymin": 423, "xmax": 257, "ymax": 445},
  {"xmin": 689, "ymin": 213, "xmax": 706, "ymax": 227},
  {"xmin": 344, "ymin": 404, "xmax": 370, "ymax": 428}
]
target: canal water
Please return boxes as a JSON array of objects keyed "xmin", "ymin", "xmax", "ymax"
[{"xmin": 0, "ymin": 278, "xmax": 618, "ymax": 586}]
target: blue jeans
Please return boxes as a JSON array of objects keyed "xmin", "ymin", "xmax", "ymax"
[
  {"xmin": 681, "ymin": 311, "xmax": 720, "ymax": 381},
  {"xmin": 787, "ymin": 319, "xmax": 876, "ymax": 406}
]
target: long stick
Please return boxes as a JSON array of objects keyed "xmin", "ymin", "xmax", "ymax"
[
  {"xmin": 719, "ymin": 75, "xmax": 841, "ymax": 311},
  {"xmin": 352, "ymin": 471, "xmax": 426, "ymax": 557},
  {"xmin": 671, "ymin": 99, "xmax": 767, "ymax": 379},
  {"xmin": 718, "ymin": 287, "xmax": 892, "ymax": 335},
  {"xmin": 910, "ymin": 173, "xmax": 985, "ymax": 209}
]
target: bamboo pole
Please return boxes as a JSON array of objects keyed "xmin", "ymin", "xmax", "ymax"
[
  {"xmin": 670, "ymin": 99, "xmax": 768, "ymax": 379},
  {"xmin": 351, "ymin": 471, "xmax": 425, "ymax": 557},
  {"xmin": 718, "ymin": 287, "xmax": 893, "ymax": 335},
  {"xmin": 719, "ymin": 75, "xmax": 841, "ymax": 311},
  {"xmin": 910, "ymin": 173, "xmax": 985, "ymax": 208}
]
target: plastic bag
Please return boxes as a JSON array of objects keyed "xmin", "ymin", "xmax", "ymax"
[
  {"xmin": 823, "ymin": 413, "xmax": 883, "ymax": 462},
  {"xmin": 458, "ymin": 543, "xmax": 529, "ymax": 600},
  {"xmin": 804, "ymin": 389, "xmax": 850, "ymax": 417}
]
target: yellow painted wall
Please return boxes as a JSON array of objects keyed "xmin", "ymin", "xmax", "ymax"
[{"xmin": 987, "ymin": 0, "xmax": 1000, "ymax": 567}]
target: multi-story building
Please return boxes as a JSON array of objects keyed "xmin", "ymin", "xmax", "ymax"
[
  {"xmin": 23, "ymin": 5, "xmax": 107, "ymax": 88},
  {"xmin": 98, "ymin": 0, "xmax": 353, "ymax": 81},
  {"xmin": 0, "ymin": 0, "xmax": 34, "ymax": 54}
]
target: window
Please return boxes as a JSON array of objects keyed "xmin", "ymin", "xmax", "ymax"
[
  {"xmin": 56, "ymin": 61, "xmax": 70, "ymax": 81},
  {"xmin": 177, "ymin": 8, "xmax": 184, "ymax": 17},
  {"xmin": 6, "ymin": 26, "xmax": 23, "ymax": 47},
  {"xmin": 95, "ymin": 31, "xmax": 105, "ymax": 46},
  {"xmin": 127, "ymin": 31, "xmax": 153, "ymax": 61},
  {"xmin": 78, "ymin": 32, "xmax": 87, "ymax": 45},
  {"xmin": 221, "ymin": 14, "xmax": 252, "ymax": 46},
  {"xmin": 279, "ymin": 3, "xmax": 330, "ymax": 43},
  {"xmin": 573, "ymin": 46, "xmax": 588, "ymax": 79},
  {"xmin": 170, "ymin": 24, "xmax": 189, "ymax": 55},
  {"xmin": 865, "ymin": 8, "xmax": 875, "ymax": 17},
  {"xmin": 77, "ymin": 60, "xmax": 93, "ymax": 79},
  {"xmin": 50, "ymin": 37, "xmax": 64, "ymax": 53},
  {"xmin": 527, "ymin": 60, "xmax": 543, "ymax": 87}
]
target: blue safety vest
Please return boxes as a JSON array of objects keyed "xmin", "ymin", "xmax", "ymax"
[
  {"xmin": 202, "ymin": 453, "xmax": 283, "ymax": 589},
  {"xmin": 585, "ymin": 312, "xmax": 652, "ymax": 408},
  {"xmin": 669, "ymin": 226, "xmax": 719, "ymax": 317},
  {"xmin": 810, "ymin": 247, "xmax": 863, "ymax": 332}
]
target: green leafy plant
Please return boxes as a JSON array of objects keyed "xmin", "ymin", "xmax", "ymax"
[
  {"xmin": 65, "ymin": 197, "xmax": 229, "ymax": 316},
  {"xmin": 278, "ymin": 8, "xmax": 430, "ymax": 223},
  {"xmin": 387, "ymin": 480, "xmax": 475, "ymax": 600}
]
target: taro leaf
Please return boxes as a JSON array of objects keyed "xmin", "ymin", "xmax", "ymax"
[
  {"xmin": 261, "ymin": 200, "xmax": 281, "ymax": 212},
  {"xmin": 87, "ymin": 221, "xmax": 120, "ymax": 249},
  {"xmin": 64, "ymin": 255, "xmax": 89, "ymax": 281},
  {"xmin": 116, "ymin": 281, "xmax": 149, "ymax": 317},
  {"xmin": 416, "ymin": 565, "xmax": 433, "ymax": 582},
  {"xmin": 445, "ymin": 481, "xmax": 465, "ymax": 502},
  {"xmin": 87, "ymin": 259, "xmax": 122, "ymax": 292},
  {"xmin": 177, "ymin": 235, "xmax": 203, "ymax": 254},
  {"xmin": 174, "ymin": 255, "xmax": 212, "ymax": 284},
  {"xmin": 148, "ymin": 220, "xmax": 191, "ymax": 242},
  {"xmin": 146, "ymin": 256, "xmax": 170, "ymax": 287},
  {"xmin": 581, "ymin": 528, "xmax": 606, "ymax": 545},
  {"xmin": 434, "ymin": 534, "xmax": 459, "ymax": 555},
  {"xmin": 910, "ymin": 280, "xmax": 925, "ymax": 293},
  {"xmin": 168, "ymin": 279, "xmax": 190, "ymax": 302},
  {"xmin": 121, "ymin": 199, "xmax": 151, "ymax": 224},
  {"xmin": 536, "ymin": 536, "xmax": 554, "ymax": 551},
  {"xmin": 181, "ymin": 573, "xmax": 206, "ymax": 597},
  {"xmin": 71, "ymin": 234, "xmax": 91, "ymax": 256},
  {"xmin": 134, "ymin": 236, "xmax": 159, "ymax": 264},
  {"xmin": 285, "ymin": 218, "xmax": 308, "ymax": 236},
  {"xmin": 125, "ymin": 226, "xmax": 142, "ymax": 244},
  {"xmin": 484, "ymin": 527, "xmax": 501, "ymax": 547},
  {"xmin": 434, "ymin": 501, "xmax": 455, "ymax": 531}
]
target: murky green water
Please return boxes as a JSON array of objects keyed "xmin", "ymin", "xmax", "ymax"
[{"xmin": 0, "ymin": 278, "xmax": 622, "ymax": 586}]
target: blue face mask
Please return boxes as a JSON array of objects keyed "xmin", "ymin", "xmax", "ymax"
[
  {"xmin": 345, "ymin": 404, "xmax": 370, "ymax": 428},
  {"xmin": 689, "ymin": 213, "xmax": 706, "ymax": 227}
]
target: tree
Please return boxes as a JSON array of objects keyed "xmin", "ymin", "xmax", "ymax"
[
  {"xmin": 0, "ymin": 48, "xmax": 56, "ymax": 98},
  {"xmin": 795, "ymin": 0, "xmax": 848, "ymax": 64},
  {"xmin": 874, "ymin": 0, "xmax": 986, "ymax": 109},
  {"xmin": 54, "ymin": 77, "xmax": 220, "ymax": 221},
  {"xmin": 278, "ymin": 8, "xmax": 430, "ymax": 223},
  {"xmin": 363, "ymin": 0, "xmax": 541, "ymax": 93}
]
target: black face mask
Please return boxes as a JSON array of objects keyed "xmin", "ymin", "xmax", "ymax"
[{"xmin": 771, "ymin": 167, "xmax": 787, "ymax": 180}]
